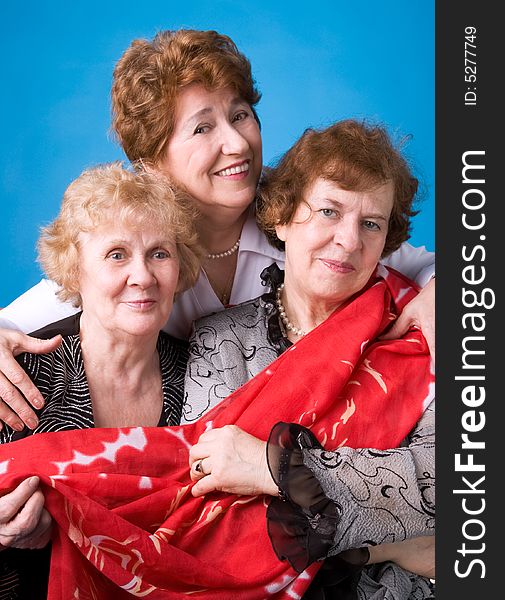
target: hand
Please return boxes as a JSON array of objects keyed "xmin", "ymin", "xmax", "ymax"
[
  {"xmin": 189, "ymin": 425, "xmax": 278, "ymax": 497},
  {"xmin": 367, "ymin": 535, "xmax": 435, "ymax": 579},
  {"xmin": 0, "ymin": 329, "xmax": 62, "ymax": 431},
  {"xmin": 0, "ymin": 476, "xmax": 53, "ymax": 551},
  {"xmin": 381, "ymin": 277, "xmax": 435, "ymax": 361}
]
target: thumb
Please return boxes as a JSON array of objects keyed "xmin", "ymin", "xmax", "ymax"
[
  {"xmin": 15, "ymin": 334, "xmax": 62, "ymax": 356},
  {"xmin": 380, "ymin": 313, "xmax": 409, "ymax": 341}
]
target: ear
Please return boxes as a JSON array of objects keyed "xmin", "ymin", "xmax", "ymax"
[{"xmin": 275, "ymin": 222, "xmax": 287, "ymax": 242}]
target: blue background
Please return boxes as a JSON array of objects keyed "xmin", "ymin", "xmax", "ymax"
[{"xmin": 0, "ymin": 0, "xmax": 434, "ymax": 307}]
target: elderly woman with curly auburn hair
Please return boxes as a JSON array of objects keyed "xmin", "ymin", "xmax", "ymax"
[
  {"xmin": 184, "ymin": 120, "xmax": 435, "ymax": 599},
  {"xmin": 0, "ymin": 29, "xmax": 434, "ymax": 432},
  {"xmin": 0, "ymin": 164, "xmax": 200, "ymax": 597}
]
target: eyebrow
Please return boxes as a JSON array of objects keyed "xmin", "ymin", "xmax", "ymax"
[
  {"xmin": 183, "ymin": 107, "xmax": 213, "ymax": 130},
  {"xmin": 182, "ymin": 97, "xmax": 248, "ymax": 132},
  {"xmin": 101, "ymin": 238, "xmax": 175, "ymax": 247},
  {"xmin": 316, "ymin": 198, "xmax": 389, "ymax": 221}
]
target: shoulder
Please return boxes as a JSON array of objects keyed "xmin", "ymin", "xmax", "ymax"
[
  {"xmin": 29, "ymin": 313, "xmax": 82, "ymax": 339},
  {"xmin": 16, "ymin": 328, "xmax": 82, "ymax": 377},
  {"xmin": 157, "ymin": 331, "xmax": 189, "ymax": 368},
  {"xmin": 192, "ymin": 296, "xmax": 267, "ymax": 335},
  {"xmin": 188, "ymin": 296, "xmax": 282, "ymax": 370}
]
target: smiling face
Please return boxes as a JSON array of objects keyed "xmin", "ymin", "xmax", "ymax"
[
  {"xmin": 159, "ymin": 84, "xmax": 262, "ymax": 217},
  {"xmin": 276, "ymin": 178, "xmax": 394, "ymax": 310},
  {"xmin": 77, "ymin": 220, "xmax": 179, "ymax": 339}
]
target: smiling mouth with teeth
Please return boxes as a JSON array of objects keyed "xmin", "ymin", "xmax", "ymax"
[{"xmin": 215, "ymin": 162, "xmax": 250, "ymax": 177}]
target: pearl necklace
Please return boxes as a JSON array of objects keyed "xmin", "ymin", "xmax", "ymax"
[
  {"xmin": 275, "ymin": 283, "xmax": 306, "ymax": 337},
  {"xmin": 206, "ymin": 238, "xmax": 240, "ymax": 259}
]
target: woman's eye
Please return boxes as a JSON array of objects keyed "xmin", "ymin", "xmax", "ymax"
[
  {"xmin": 363, "ymin": 220, "xmax": 380, "ymax": 231},
  {"xmin": 319, "ymin": 208, "xmax": 337, "ymax": 218},
  {"xmin": 194, "ymin": 124, "xmax": 210, "ymax": 135},
  {"xmin": 232, "ymin": 111, "xmax": 249, "ymax": 123},
  {"xmin": 107, "ymin": 251, "xmax": 125, "ymax": 260},
  {"xmin": 153, "ymin": 250, "xmax": 170, "ymax": 259}
]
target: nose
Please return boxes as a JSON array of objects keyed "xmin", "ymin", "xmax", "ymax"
[
  {"xmin": 127, "ymin": 257, "xmax": 157, "ymax": 288},
  {"xmin": 220, "ymin": 122, "xmax": 250, "ymax": 155},
  {"xmin": 333, "ymin": 219, "xmax": 362, "ymax": 253}
]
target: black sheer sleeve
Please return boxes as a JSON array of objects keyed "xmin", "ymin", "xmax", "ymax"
[{"xmin": 266, "ymin": 422, "xmax": 369, "ymax": 575}]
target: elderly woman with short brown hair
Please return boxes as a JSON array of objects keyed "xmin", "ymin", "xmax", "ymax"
[
  {"xmin": 184, "ymin": 119, "xmax": 435, "ymax": 599},
  {"xmin": 0, "ymin": 29, "xmax": 434, "ymax": 433},
  {"xmin": 0, "ymin": 163, "xmax": 200, "ymax": 597}
]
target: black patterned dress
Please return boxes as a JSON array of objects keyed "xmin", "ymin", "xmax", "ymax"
[{"xmin": 0, "ymin": 313, "xmax": 188, "ymax": 599}]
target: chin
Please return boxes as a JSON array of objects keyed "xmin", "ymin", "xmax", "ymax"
[{"xmin": 122, "ymin": 317, "xmax": 165, "ymax": 338}]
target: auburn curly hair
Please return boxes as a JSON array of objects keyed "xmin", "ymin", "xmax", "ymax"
[
  {"xmin": 111, "ymin": 29, "xmax": 261, "ymax": 164},
  {"xmin": 257, "ymin": 119, "xmax": 419, "ymax": 257}
]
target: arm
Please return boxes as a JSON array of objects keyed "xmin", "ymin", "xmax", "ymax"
[
  {"xmin": 0, "ymin": 476, "xmax": 52, "ymax": 551},
  {"xmin": 0, "ymin": 279, "xmax": 78, "ymax": 333},
  {"xmin": 0, "ymin": 280, "xmax": 73, "ymax": 429},
  {"xmin": 381, "ymin": 244, "xmax": 436, "ymax": 359},
  {"xmin": 381, "ymin": 276, "xmax": 435, "ymax": 360},
  {"xmin": 298, "ymin": 400, "xmax": 435, "ymax": 553},
  {"xmin": 0, "ymin": 332, "xmax": 61, "ymax": 431},
  {"xmin": 189, "ymin": 401, "xmax": 434, "ymax": 563},
  {"xmin": 367, "ymin": 536, "xmax": 435, "ymax": 579}
]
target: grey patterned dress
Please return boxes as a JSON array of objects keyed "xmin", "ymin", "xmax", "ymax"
[{"xmin": 183, "ymin": 264, "xmax": 435, "ymax": 599}]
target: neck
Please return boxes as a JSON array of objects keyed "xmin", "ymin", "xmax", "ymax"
[
  {"xmin": 79, "ymin": 313, "xmax": 159, "ymax": 380},
  {"xmin": 196, "ymin": 206, "xmax": 249, "ymax": 254},
  {"xmin": 280, "ymin": 275, "xmax": 342, "ymax": 336}
]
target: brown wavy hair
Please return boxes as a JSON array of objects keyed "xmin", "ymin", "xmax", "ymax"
[
  {"xmin": 111, "ymin": 29, "xmax": 261, "ymax": 164},
  {"xmin": 257, "ymin": 119, "xmax": 419, "ymax": 257}
]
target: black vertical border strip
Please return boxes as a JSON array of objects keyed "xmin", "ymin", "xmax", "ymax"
[{"xmin": 436, "ymin": 2, "xmax": 499, "ymax": 597}]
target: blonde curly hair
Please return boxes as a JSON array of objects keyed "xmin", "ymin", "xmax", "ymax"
[{"xmin": 38, "ymin": 163, "xmax": 202, "ymax": 307}]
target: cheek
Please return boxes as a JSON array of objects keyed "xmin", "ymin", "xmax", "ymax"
[
  {"xmin": 250, "ymin": 128, "xmax": 262, "ymax": 155},
  {"xmin": 367, "ymin": 237, "xmax": 387, "ymax": 263},
  {"xmin": 161, "ymin": 266, "xmax": 180, "ymax": 293}
]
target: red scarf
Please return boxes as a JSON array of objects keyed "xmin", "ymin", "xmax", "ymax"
[{"xmin": 0, "ymin": 267, "xmax": 434, "ymax": 599}]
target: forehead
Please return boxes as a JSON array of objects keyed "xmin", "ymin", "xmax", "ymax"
[
  {"xmin": 304, "ymin": 178, "xmax": 394, "ymax": 214},
  {"xmin": 174, "ymin": 84, "xmax": 245, "ymax": 119},
  {"xmin": 78, "ymin": 219, "xmax": 175, "ymax": 246}
]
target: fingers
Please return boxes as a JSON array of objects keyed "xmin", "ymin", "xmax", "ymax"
[
  {"xmin": 189, "ymin": 443, "xmax": 212, "ymax": 482},
  {"xmin": 380, "ymin": 308, "xmax": 434, "ymax": 361},
  {"xmin": 191, "ymin": 474, "xmax": 219, "ymax": 497},
  {"xmin": 190, "ymin": 457, "xmax": 212, "ymax": 483},
  {"xmin": 0, "ymin": 333, "xmax": 61, "ymax": 430},
  {"xmin": 14, "ymin": 507, "xmax": 53, "ymax": 550},
  {"xmin": 0, "ymin": 477, "xmax": 41, "ymax": 522},
  {"xmin": 188, "ymin": 427, "xmax": 275, "ymax": 497},
  {"xmin": 383, "ymin": 278, "xmax": 435, "ymax": 361},
  {"xmin": 10, "ymin": 332, "xmax": 62, "ymax": 358},
  {"xmin": 0, "ymin": 370, "xmax": 39, "ymax": 431},
  {"xmin": 188, "ymin": 427, "xmax": 242, "ymax": 477},
  {"xmin": 0, "ymin": 477, "xmax": 52, "ymax": 550},
  {"xmin": 422, "ymin": 320, "xmax": 435, "ymax": 363},
  {"xmin": 379, "ymin": 311, "xmax": 411, "ymax": 341}
]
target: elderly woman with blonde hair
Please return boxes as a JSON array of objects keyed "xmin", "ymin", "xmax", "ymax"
[{"xmin": 0, "ymin": 163, "xmax": 200, "ymax": 597}]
